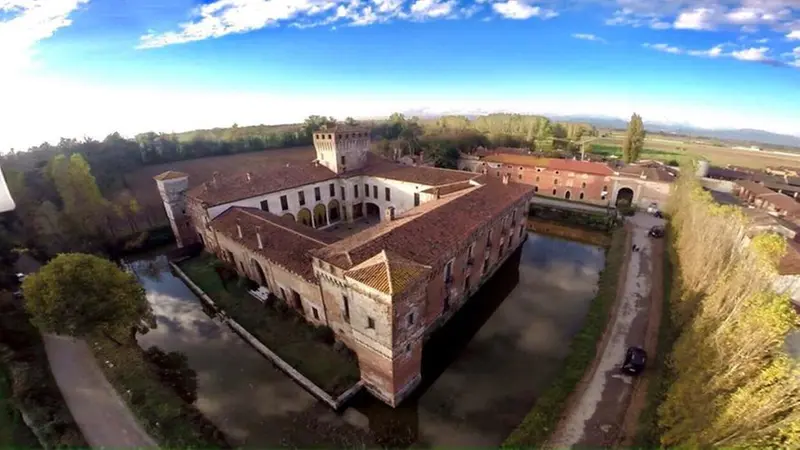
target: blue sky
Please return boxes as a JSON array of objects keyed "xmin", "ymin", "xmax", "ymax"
[{"xmin": 2, "ymin": 0, "xmax": 800, "ymax": 152}]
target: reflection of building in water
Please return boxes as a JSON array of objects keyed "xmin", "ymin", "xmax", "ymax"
[{"xmin": 155, "ymin": 127, "xmax": 535, "ymax": 407}]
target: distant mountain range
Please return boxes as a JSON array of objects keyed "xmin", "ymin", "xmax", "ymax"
[{"xmin": 401, "ymin": 109, "xmax": 800, "ymax": 149}]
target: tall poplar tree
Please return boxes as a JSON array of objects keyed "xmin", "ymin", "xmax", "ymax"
[{"xmin": 622, "ymin": 113, "xmax": 646, "ymax": 163}]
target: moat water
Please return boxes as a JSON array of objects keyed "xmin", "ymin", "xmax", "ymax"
[{"xmin": 130, "ymin": 228, "xmax": 606, "ymax": 447}]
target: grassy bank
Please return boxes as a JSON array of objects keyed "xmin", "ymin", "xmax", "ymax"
[
  {"xmin": 502, "ymin": 226, "xmax": 628, "ymax": 447},
  {"xmin": 589, "ymin": 144, "xmax": 691, "ymax": 165},
  {"xmin": 0, "ymin": 293, "xmax": 86, "ymax": 448},
  {"xmin": 90, "ymin": 337, "xmax": 230, "ymax": 448},
  {"xmin": 635, "ymin": 227, "xmax": 678, "ymax": 446},
  {"xmin": 179, "ymin": 253, "xmax": 360, "ymax": 396}
]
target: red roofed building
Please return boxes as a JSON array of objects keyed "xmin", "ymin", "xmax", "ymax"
[{"xmin": 155, "ymin": 128, "xmax": 534, "ymax": 407}]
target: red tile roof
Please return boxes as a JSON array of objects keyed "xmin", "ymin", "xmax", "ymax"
[
  {"xmin": 154, "ymin": 170, "xmax": 188, "ymax": 181},
  {"xmin": 344, "ymin": 250, "xmax": 431, "ymax": 295},
  {"xmin": 482, "ymin": 153, "xmax": 614, "ymax": 176},
  {"xmin": 188, "ymin": 160, "xmax": 338, "ymax": 206},
  {"xmin": 210, "ymin": 207, "xmax": 338, "ymax": 282},
  {"xmin": 364, "ymin": 163, "xmax": 478, "ymax": 186},
  {"xmin": 616, "ymin": 165, "xmax": 677, "ymax": 183},
  {"xmin": 779, "ymin": 240, "xmax": 800, "ymax": 276},
  {"xmin": 314, "ymin": 178, "xmax": 534, "ymax": 270},
  {"xmin": 737, "ymin": 180, "xmax": 775, "ymax": 196}
]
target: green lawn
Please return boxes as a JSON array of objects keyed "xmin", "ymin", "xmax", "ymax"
[
  {"xmin": 502, "ymin": 227, "xmax": 628, "ymax": 447},
  {"xmin": 588, "ymin": 144, "xmax": 693, "ymax": 165},
  {"xmin": 179, "ymin": 253, "xmax": 361, "ymax": 396}
]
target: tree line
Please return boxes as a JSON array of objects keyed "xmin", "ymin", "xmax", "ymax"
[{"xmin": 659, "ymin": 172, "xmax": 799, "ymax": 446}]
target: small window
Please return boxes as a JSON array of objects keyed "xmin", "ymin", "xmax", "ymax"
[
  {"xmin": 405, "ymin": 343, "xmax": 411, "ymax": 353},
  {"xmin": 367, "ymin": 317, "xmax": 375, "ymax": 329},
  {"xmin": 329, "ymin": 183, "xmax": 335, "ymax": 197},
  {"xmin": 580, "ymin": 192, "xmax": 585, "ymax": 200},
  {"xmin": 535, "ymin": 176, "xmax": 540, "ymax": 182},
  {"xmin": 260, "ymin": 199, "xmax": 269, "ymax": 212},
  {"xmin": 408, "ymin": 313, "xmax": 414, "ymax": 325},
  {"xmin": 340, "ymin": 155, "xmax": 346, "ymax": 166},
  {"xmin": 444, "ymin": 260, "xmax": 454, "ymax": 282},
  {"xmin": 385, "ymin": 187, "xmax": 391, "ymax": 201},
  {"xmin": 314, "ymin": 187, "xmax": 321, "ymax": 201},
  {"xmin": 414, "ymin": 193, "xmax": 420, "ymax": 206},
  {"xmin": 343, "ymin": 295, "xmax": 350, "ymax": 323},
  {"xmin": 280, "ymin": 195, "xmax": 288, "ymax": 211},
  {"xmin": 519, "ymin": 224, "xmax": 525, "ymax": 237},
  {"xmin": 341, "ymin": 186, "xmax": 346, "ymax": 200},
  {"xmin": 354, "ymin": 185, "xmax": 359, "ymax": 198},
  {"xmin": 603, "ymin": 185, "xmax": 608, "ymax": 191},
  {"xmin": 602, "ymin": 193, "xmax": 607, "ymax": 200},
  {"xmin": 312, "ymin": 307, "xmax": 320, "ymax": 320},
  {"xmin": 581, "ymin": 182, "xmax": 586, "ymax": 189},
  {"xmin": 373, "ymin": 185, "xmax": 378, "ymax": 198},
  {"xmin": 553, "ymin": 189, "xmax": 557, "ymax": 195},
  {"xmin": 518, "ymin": 174, "xmax": 522, "ymax": 180},
  {"xmin": 565, "ymin": 191, "xmax": 571, "ymax": 200},
  {"xmin": 555, "ymin": 171, "xmax": 560, "ymax": 175},
  {"xmin": 365, "ymin": 183, "xmax": 369, "ymax": 197},
  {"xmin": 468, "ymin": 243, "xmax": 475, "ymax": 259},
  {"xmin": 327, "ymin": 134, "xmax": 332, "ymax": 139},
  {"xmin": 554, "ymin": 179, "xmax": 558, "ymax": 185},
  {"xmin": 534, "ymin": 186, "xmax": 539, "ymax": 192},
  {"xmin": 298, "ymin": 190, "xmax": 306, "ymax": 206}
]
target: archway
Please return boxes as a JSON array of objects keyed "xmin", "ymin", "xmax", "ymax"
[
  {"xmin": 616, "ymin": 187, "xmax": 634, "ymax": 207},
  {"xmin": 366, "ymin": 202, "xmax": 380, "ymax": 220},
  {"xmin": 282, "ymin": 212, "xmax": 295, "ymax": 221},
  {"xmin": 328, "ymin": 199, "xmax": 341, "ymax": 223},
  {"xmin": 251, "ymin": 259, "xmax": 268, "ymax": 288},
  {"xmin": 297, "ymin": 208, "xmax": 312, "ymax": 227},
  {"xmin": 313, "ymin": 203, "xmax": 328, "ymax": 228},
  {"xmin": 565, "ymin": 191, "xmax": 571, "ymax": 200}
]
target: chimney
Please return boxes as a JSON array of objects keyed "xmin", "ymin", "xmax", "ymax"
[
  {"xmin": 236, "ymin": 219, "xmax": 242, "ymax": 239},
  {"xmin": 385, "ymin": 206, "xmax": 395, "ymax": 221},
  {"xmin": 435, "ymin": 188, "xmax": 441, "ymax": 200},
  {"xmin": 245, "ymin": 172, "xmax": 252, "ymax": 182},
  {"xmin": 212, "ymin": 171, "xmax": 220, "ymax": 188},
  {"xmin": 502, "ymin": 173, "xmax": 510, "ymax": 185},
  {"xmin": 255, "ymin": 225, "xmax": 263, "ymax": 249}
]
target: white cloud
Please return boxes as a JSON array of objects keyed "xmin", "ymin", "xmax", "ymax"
[
  {"xmin": 643, "ymin": 42, "xmax": 682, "ymax": 54},
  {"xmin": 572, "ymin": 33, "xmax": 606, "ymax": 43},
  {"xmin": 731, "ymin": 46, "xmax": 770, "ymax": 61},
  {"xmin": 410, "ymin": 0, "xmax": 455, "ymax": 19},
  {"xmin": 0, "ymin": 0, "xmax": 88, "ymax": 75},
  {"xmin": 788, "ymin": 30, "xmax": 800, "ymax": 40},
  {"xmin": 492, "ymin": 0, "xmax": 557, "ymax": 20},
  {"xmin": 755, "ymin": 37, "xmax": 769, "ymax": 43},
  {"xmin": 688, "ymin": 45, "xmax": 724, "ymax": 57},
  {"xmin": 674, "ymin": 7, "xmax": 717, "ymax": 30}
]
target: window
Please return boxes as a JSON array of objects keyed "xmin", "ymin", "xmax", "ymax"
[
  {"xmin": 414, "ymin": 193, "xmax": 420, "ymax": 206},
  {"xmin": 280, "ymin": 195, "xmax": 288, "ymax": 211},
  {"xmin": 354, "ymin": 185, "xmax": 359, "ymax": 198},
  {"xmin": 343, "ymin": 295, "xmax": 350, "ymax": 323},
  {"xmin": 329, "ymin": 183, "xmax": 335, "ymax": 197},
  {"xmin": 602, "ymin": 193, "xmax": 607, "ymax": 200},
  {"xmin": 487, "ymin": 230, "xmax": 493, "ymax": 247},
  {"xmin": 468, "ymin": 243, "xmax": 475, "ymax": 259},
  {"xmin": 580, "ymin": 192, "xmax": 585, "ymax": 200},
  {"xmin": 260, "ymin": 199, "xmax": 269, "ymax": 212},
  {"xmin": 444, "ymin": 260, "xmax": 454, "ymax": 283},
  {"xmin": 341, "ymin": 186, "xmax": 346, "ymax": 200},
  {"xmin": 581, "ymin": 182, "xmax": 586, "ymax": 189},
  {"xmin": 534, "ymin": 186, "xmax": 539, "ymax": 192},
  {"xmin": 518, "ymin": 174, "xmax": 522, "ymax": 180},
  {"xmin": 535, "ymin": 176, "xmax": 540, "ymax": 182},
  {"xmin": 603, "ymin": 185, "xmax": 608, "ymax": 192},
  {"xmin": 367, "ymin": 317, "xmax": 375, "ymax": 329},
  {"xmin": 312, "ymin": 307, "xmax": 320, "ymax": 320},
  {"xmin": 555, "ymin": 171, "xmax": 560, "ymax": 175},
  {"xmin": 385, "ymin": 187, "xmax": 391, "ymax": 201},
  {"xmin": 365, "ymin": 184, "xmax": 369, "ymax": 197},
  {"xmin": 373, "ymin": 185, "xmax": 378, "ymax": 198},
  {"xmin": 496, "ymin": 172, "xmax": 500, "ymax": 177},
  {"xmin": 565, "ymin": 191, "xmax": 571, "ymax": 200},
  {"xmin": 405, "ymin": 344, "xmax": 411, "ymax": 353},
  {"xmin": 408, "ymin": 313, "xmax": 414, "ymax": 326},
  {"xmin": 314, "ymin": 187, "xmax": 321, "ymax": 202},
  {"xmin": 340, "ymin": 155, "xmax": 345, "ymax": 166},
  {"xmin": 554, "ymin": 179, "xmax": 559, "ymax": 185},
  {"xmin": 519, "ymin": 224, "xmax": 525, "ymax": 237},
  {"xmin": 553, "ymin": 189, "xmax": 557, "ymax": 195},
  {"xmin": 298, "ymin": 191, "xmax": 306, "ymax": 206}
]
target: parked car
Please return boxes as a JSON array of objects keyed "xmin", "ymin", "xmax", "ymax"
[
  {"xmin": 621, "ymin": 346, "xmax": 647, "ymax": 375},
  {"xmin": 646, "ymin": 203, "xmax": 659, "ymax": 215},
  {"xmin": 649, "ymin": 226, "xmax": 665, "ymax": 238}
]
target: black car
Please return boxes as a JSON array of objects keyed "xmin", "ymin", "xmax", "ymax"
[
  {"xmin": 621, "ymin": 346, "xmax": 647, "ymax": 375},
  {"xmin": 648, "ymin": 226, "xmax": 665, "ymax": 238}
]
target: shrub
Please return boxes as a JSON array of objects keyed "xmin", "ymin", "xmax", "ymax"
[{"xmin": 312, "ymin": 326, "xmax": 335, "ymax": 345}]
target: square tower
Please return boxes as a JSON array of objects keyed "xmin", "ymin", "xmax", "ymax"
[{"xmin": 313, "ymin": 126, "xmax": 370, "ymax": 174}]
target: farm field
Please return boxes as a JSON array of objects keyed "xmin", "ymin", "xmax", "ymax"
[{"xmin": 590, "ymin": 137, "xmax": 800, "ymax": 169}]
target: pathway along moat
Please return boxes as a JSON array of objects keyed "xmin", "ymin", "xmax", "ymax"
[{"xmin": 130, "ymin": 229, "xmax": 605, "ymax": 447}]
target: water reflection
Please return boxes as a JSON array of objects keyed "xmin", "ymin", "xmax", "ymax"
[{"xmin": 128, "ymin": 230, "xmax": 604, "ymax": 448}]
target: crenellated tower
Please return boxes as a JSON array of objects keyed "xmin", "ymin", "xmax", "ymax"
[{"xmin": 313, "ymin": 126, "xmax": 370, "ymax": 174}]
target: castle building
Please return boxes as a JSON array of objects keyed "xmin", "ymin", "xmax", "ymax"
[{"xmin": 155, "ymin": 126, "xmax": 535, "ymax": 406}]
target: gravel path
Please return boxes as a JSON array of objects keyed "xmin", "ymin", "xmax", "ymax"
[
  {"xmin": 548, "ymin": 213, "xmax": 664, "ymax": 448},
  {"xmin": 44, "ymin": 334, "xmax": 157, "ymax": 448}
]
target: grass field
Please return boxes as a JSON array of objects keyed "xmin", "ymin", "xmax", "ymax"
[
  {"xmin": 589, "ymin": 144, "xmax": 689, "ymax": 165},
  {"xmin": 591, "ymin": 137, "xmax": 800, "ymax": 169}
]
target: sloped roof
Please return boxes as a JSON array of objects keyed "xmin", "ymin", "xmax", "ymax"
[
  {"xmin": 738, "ymin": 180, "xmax": 778, "ymax": 196},
  {"xmin": 481, "ymin": 153, "xmax": 615, "ymax": 176},
  {"xmin": 345, "ymin": 250, "xmax": 431, "ymax": 295},
  {"xmin": 154, "ymin": 170, "xmax": 188, "ymax": 181}
]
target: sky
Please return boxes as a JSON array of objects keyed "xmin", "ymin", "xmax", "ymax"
[{"xmin": 2, "ymin": 0, "xmax": 800, "ymax": 152}]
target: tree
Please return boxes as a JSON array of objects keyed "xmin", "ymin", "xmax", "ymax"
[
  {"xmin": 144, "ymin": 347, "xmax": 198, "ymax": 404},
  {"xmin": 622, "ymin": 113, "xmax": 645, "ymax": 163},
  {"xmin": 22, "ymin": 253, "xmax": 154, "ymax": 343},
  {"xmin": 344, "ymin": 117, "xmax": 358, "ymax": 126}
]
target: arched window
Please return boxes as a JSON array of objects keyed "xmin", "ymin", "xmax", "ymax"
[{"xmin": 580, "ymin": 192, "xmax": 585, "ymax": 200}]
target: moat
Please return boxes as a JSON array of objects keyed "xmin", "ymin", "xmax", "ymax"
[{"xmin": 130, "ymin": 226, "xmax": 606, "ymax": 447}]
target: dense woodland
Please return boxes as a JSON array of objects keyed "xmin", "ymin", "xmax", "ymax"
[{"xmin": 0, "ymin": 113, "xmax": 596, "ymax": 263}]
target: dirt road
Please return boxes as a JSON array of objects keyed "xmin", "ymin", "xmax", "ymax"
[
  {"xmin": 43, "ymin": 334, "xmax": 157, "ymax": 448},
  {"xmin": 548, "ymin": 213, "xmax": 664, "ymax": 448}
]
